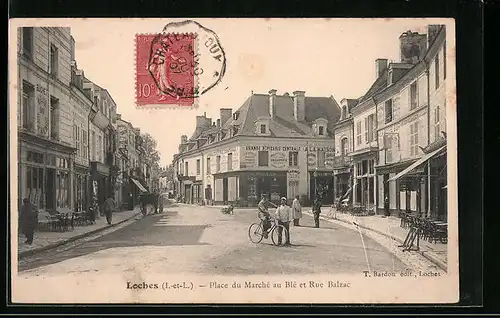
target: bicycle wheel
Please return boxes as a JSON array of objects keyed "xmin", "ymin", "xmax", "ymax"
[
  {"xmin": 248, "ymin": 223, "xmax": 264, "ymax": 243},
  {"xmin": 271, "ymin": 225, "xmax": 288, "ymax": 246}
]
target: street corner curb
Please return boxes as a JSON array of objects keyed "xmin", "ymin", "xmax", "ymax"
[
  {"xmin": 18, "ymin": 211, "xmax": 142, "ymax": 259},
  {"xmin": 305, "ymin": 211, "xmax": 448, "ymax": 272}
]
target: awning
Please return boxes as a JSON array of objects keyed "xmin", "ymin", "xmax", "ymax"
[
  {"xmin": 131, "ymin": 178, "xmax": 148, "ymax": 192},
  {"xmin": 388, "ymin": 145, "xmax": 446, "ymax": 182}
]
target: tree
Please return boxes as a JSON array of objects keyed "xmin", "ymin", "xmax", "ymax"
[{"xmin": 141, "ymin": 133, "xmax": 161, "ymax": 170}]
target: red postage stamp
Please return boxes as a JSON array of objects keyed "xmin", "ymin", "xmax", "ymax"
[{"xmin": 136, "ymin": 33, "xmax": 197, "ymax": 107}]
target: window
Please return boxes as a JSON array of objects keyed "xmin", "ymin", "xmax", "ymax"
[
  {"xmin": 185, "ymin": 162, "xmax": 189, "ymax": 175},
  {"xmin": 435, "ymin": 54, "xmax": 440, "ymax": 89},
  {"xmin": 410, "ymin": 81, "xmax": 418, "ymax": 110},
  {"xmin": 91, "ymin": 131, "xmax": 96, "ymax": 160},
  {"xmin": 206, "ymin": 158, "xmax": 211, "ymax": 174},
  {"xmin": 49, "ymin": 44, "xmax": 59, "ymax": 77},
  {"xmin": 258, "ymin": 151, "xmax": 269, "ymax": 167},
  {"xmin": 385, "ymin": 99, "xmax": 393, "ymax": 123},
  {"xmin": 22, "ymin": 27, "xmax": 33, "ymax": 58},
  {"xmin": 318, "ymin": 126, "xmax": 325, "ymax": 136},
  {"xmin": 410, "ymin": 122, "xmax": 419, "ymax": 156},
  {"xmin": 342, "ymin": 106, "xmax": 347, "ymax": 119},
  {"xmin": 443, "ymin": 41, "xmax": 447, "ymax": 80},
  {"xmin": 22, "ymin": 82, "xmax": 35, "ymax": 131},
  {"xmin": 341, "ymin": 138, "xmax": 348, "ymax": 157},
  {"xmin": 289, "ymin": 151, "xmax": 298, "ymax": 167},
  {"xmin": 369, "ymin": 114, "xmax": 375, "ymax": 141},
  {"xmin": 369, "ymin": 159, "xmax": 374, "ymax": 174},
  {"xmin": 434, "ymin": 106, "xmax": 441, "ymax": 139},
  {"xmin": 384, "ymin": 134, "xmax": 393, "ymax": 163},
  {"xmin": 50, "ymin": 97, "xmax": 59, "ymax": 140},
  {"xmin": 317, "ymin": 151, "xmax": 325, "ymax": 167},
  {"xmin": 228, "ymin": 153, "xmax": 233, "ymax": 171},
  {"xmin": 356, "ymin": 121, "xmax": 362, "ymax": 145},
  {"xmin": 362, "ymin": 160, "xmax": 368, "ymax": 175},
  {"xmin": 74, "ymin": 125, "xmax": 81, "ymax": 157},
  {"xmin": 22, "ymin": 166, "xmax": 44, "ymax": 209},
  {"xmin": 82, "ymin": 129, "xmax": 88, "ymax": 159},
  {"xmin": 56, "ymin": 170, "xmax": 70, "ymax": 209},
  {"xmin": 365, "ymin": 116, "xmax": 374, "ymax": 143},
  {"xmin": 196, "ymin": 159, "xmax": 201, "ymax": 175},
  {"xmin": 98, "ymin": 135, "xmax": 103, "ymax": 162},
  {"xmin": 216, "ymin": 156, "xmax": 221, "ymax": 172},
  {"xmin": 260, "ymin": 124, "xmax": 266, "ymax": 134}
]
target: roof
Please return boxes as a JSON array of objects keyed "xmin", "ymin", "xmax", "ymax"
[
  {"xmin": 236, "ymin": 93, "xmax": 341, "ymax": 137},
  {"xmin": 357, "ymin": 69, "xmax": 389, "ymax": 104}
]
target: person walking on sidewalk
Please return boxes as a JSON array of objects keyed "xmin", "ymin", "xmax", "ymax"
[
  {"xmin": 275, "ymin": 197, "xmax": 291, "ymax": 246},
  {"xmin": 20, "ymin": 198, "xmax": 38, "ymax": 245},
  {"xmin": 384, "ymin": 196, "xmax": 390, "ymax": 217},
  {"xmin": 103, "ymin": 196, "xmax": 116, "ymax": 225},
  {"xmin": 312, "ymin": 194, "xmax": 323, "ymax": 228},
  {"xmin": 292, "ymin": 195, "xmax": 302, "ymax": 226}
]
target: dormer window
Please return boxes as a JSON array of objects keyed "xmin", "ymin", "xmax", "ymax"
[
  {"xmin": 255, "ymin": 116, "xmax": 271, "ymax": 136},
  {"xmin": 233, "ymin": 111, "xmax": 240, "ymax": 120},
  {"xmin": 318, "ymin": 126, "xmax": 325, "ymax": 136},
  {"xmin": 260, "ymin": 124, "xmax": 266, "ymax": 134},
  {"xmin": 313, "ymin": 118, "xmax": 328, "ymax": 137}
]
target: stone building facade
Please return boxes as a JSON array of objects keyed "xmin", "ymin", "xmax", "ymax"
[
  {"xmin": 340, "ymin": 25, "xmax": 449, "ymax": 220},
  {"xmin": 17, "ymin": 27, "xmax": 76, "ymax": 212},
  {"xmin": 173, "ymin": 90, "xmax": 341, "ymax": 206}
]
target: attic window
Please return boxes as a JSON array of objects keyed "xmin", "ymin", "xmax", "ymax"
[
  {"xmin": 260, "ymin": 124, "xmax": 267, "ymax": 134},
  {"xmin": 318, "ymin": 126, "xmax": 325, "ymax": 136},
  {"xmin": 233, "ymin": 112, "xmax": 239, "ymax": 120}
]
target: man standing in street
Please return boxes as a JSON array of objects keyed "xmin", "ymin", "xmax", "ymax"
[
  {"xmin": 20, "ymin": 198, "xmax": 38, "ymax": 245},
  {"xmin": 275, "ymin": 197, "xmax": 291, "ymax": 246},
  {"xmin": 312, "ymin": 194, "xmax": 323, "ymax": 228},
  {"xmin": 103, "ymin": 196, "xmax": 116, "ymax": 225},
  {"xmin": 292, "ymin": 195, "xmax": 302, "ymax": 226}
]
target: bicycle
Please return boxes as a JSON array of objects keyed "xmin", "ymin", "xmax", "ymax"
[{"xmin": 248, "ymin": 216, "xmax": 289, "ymax": 246}]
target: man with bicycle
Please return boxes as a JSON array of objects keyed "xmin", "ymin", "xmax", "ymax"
[{"xmin": 258, "ymin": 193, "xmax": 276, "ymax": 239}]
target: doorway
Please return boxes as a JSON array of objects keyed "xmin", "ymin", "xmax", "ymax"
[
  {"xmin": 46, "ymin": 168, "xmax": 55, "ymax": 209},
  {"xmin": 222, "ymin": 178, "xmax": 228, "ymax": 203}
]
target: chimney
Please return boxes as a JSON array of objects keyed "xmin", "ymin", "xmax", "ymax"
[
  {"xmin": 116, "ymin": 113, "xmax": 122, "ymax": 121},
  {"xmin": 181, "ymin": 135, "xmax": 188, "ymax": 144},
  {"xmin": 399, "ymin": 30, "xmax": 428, "ymax": 64},
  {"xmin": 292, "ymin": 91, "xmax": 306, "ymax": 122},
  {"xmin": 195, "ymin": 115, "xmax": 206, "ymax": 128},
  {"xmin": 375, "ymin": 59, "xmax": 388, "ymax": 79},
  {"xmin": 217, "ymin": 119, "xmax": 221, "ymax": 128},
  {"xmin": 220, "ymin": 108, "xmax": 232, "ymax": 125},
  {"xmin": 205, "ymin": 117, "xmax": 212, "ymax": 128},
  {"xmin": 268, "ymin": 89, "xmax": 277, "ymax": 119},
  {"xmin": 427, "ymin": 25, "xmax": 444, "ymax": 46}
]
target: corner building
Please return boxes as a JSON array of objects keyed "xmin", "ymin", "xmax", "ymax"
[{"xmin": 173, "ymin": 90, "xmax": 341, "ymax": 206}]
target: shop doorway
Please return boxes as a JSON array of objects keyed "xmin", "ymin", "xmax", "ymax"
[
  {"xmin": 46, "ymin": 168, "xmax": 55, "ymax": 209},
  {"xmin": 222, "ymin": 178, "xmax": 228, "ymax": 203},
  {"xmin": 184, "ymin": 184, "xmax": 191, "ymax": 204}
]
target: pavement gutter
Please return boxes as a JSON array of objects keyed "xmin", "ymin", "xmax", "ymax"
[
  {"xmin": 18, "ymin": 211, "xmax": 142, "ymax": 259},
  {"xmin": 303, "ymin": 211, "xmax": 448, "ymax": 271}
]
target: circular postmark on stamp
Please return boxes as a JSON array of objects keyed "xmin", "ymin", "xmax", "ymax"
[{"xmin": 147, "ymin": 20, "xmax": 226, "ymax": 100}]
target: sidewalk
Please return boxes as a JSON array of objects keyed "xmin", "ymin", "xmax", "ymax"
[
  {"xmin": 303, "ymin": 208, "xmax": 448, "ymax": 271},
  {"xmin": 18, "ymin": 208, "xmax": 142, "ymax": 259},
  {"xmin": 201, "ymin": 203, "xmax": 447, "ymax": 270}
]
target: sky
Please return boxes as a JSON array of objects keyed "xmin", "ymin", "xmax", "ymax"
[{"xmin": 66, "ymin": 18, "xmax": 449, "ymax": 167}]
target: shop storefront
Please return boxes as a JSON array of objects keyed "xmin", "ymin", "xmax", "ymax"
[
  {"xmin": 19, "ymin": 135, "xmax": 74, "ymax": 213},
  {"xmin": 73, "ymin": 164, "xmax": 89, "ymax": 212},
  {"xmin": 429, "ymin": 149, "xmax": 447, "ymax": 221},
  {"xmin": 89, "ymin": 161, "xmax": 110, "ymax": 209},
  {"xmin": 353, "ymin": 154, "xmax": 377, "ymax": 213},
  {"xmin": 213, "ymin": 171, "xmax": 287, "ymax": 206},
  {"xmin": 309, "ymin": 171, "xmax": 335, "ymax": 204}
]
